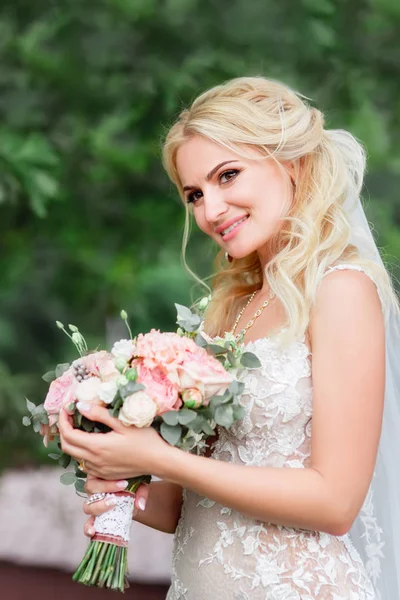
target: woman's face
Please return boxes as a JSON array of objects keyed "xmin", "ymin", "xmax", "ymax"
[{"xmin": 176, "ymin": 136, "xmax": 293, "ymax": 261}]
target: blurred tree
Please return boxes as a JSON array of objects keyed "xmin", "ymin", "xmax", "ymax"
[{"xmin": 0, "ymin": 0, "xmax": 399, "ymax": 466}]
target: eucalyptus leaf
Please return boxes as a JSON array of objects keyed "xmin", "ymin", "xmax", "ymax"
[
  {"xmin": 74, "ymin": 479, "xmax": 86, "ymax": 494},
  {"xmin": 240, "ymin": 352, "xmax": 262, "ymax": 369},
  {"xmin": 232, "ymin": 405, "xmax": 245, "ymax": 421},
  {"xmin": 22, "ymin": 416, "xmax": 31, "ymax": 426},
  {"xmin": 188, "ymin": 415, "xmax": 205, "ymax": 433},
  {"xmin": 120, "ymin": 381, "xmax": 145, "ymax": 398},
  {"xmin": 201, "ymin": 420, "xmax": 215, "ymax": 436},
  {"xmin": 42, "ymin": 370, "xmax": 56, "ymax": 383},
  {"xmin": 195, "ymin": 334, "xmax": 208, "ymax": 347},
  {"xmin": 229, "ymin": 381, "xmax": 245, "ymax": 395},
  {"xmin": 227, "ymin": 350, "xmax": 237, "ymax": 367},
  {"xmin": 162, "ymin": 411, "xmax": 180, "ymax": 426},
  {"xmin": 55, "ymin": 363, "xmax": 70, "ymax": 378},
  {"xmin": 206, "ymin": 344, "xmax": 229, "ymax": 356},
  {"xmin": 175, "ymin": 303, "xmax": 193, "ymax": 321},
  {"xmin": 178, "ymin": 408, "xmax": 197, "ymax": 425},
  {"xmin": 215, "ymin": 405, "xmax": 234, "ymax": 429},
  {"xmin": 25, "ymin": 398, "xmax": 36, "ymax": 413},
  {"xmin": 160, "ymin": 423, "xmax": 182, "ymax": 446},
  {"xmin": 58, "ymin": 453, "xmax": 71, "ymax": 469},
  {"xmin": 32, "ymin": 420, "xmax": 41, "ymax": 433},
  {"xmin": 60, "ymin": 472, "xmax": 76, "ymax": 485},
  {"xmin": 48, "ymin": 453, "xmax": 61, "ymax": 460}
]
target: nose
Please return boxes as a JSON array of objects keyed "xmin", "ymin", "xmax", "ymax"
[{"xmin": 203, "ymin": 189, "xmax": 229, "ymax": 225}]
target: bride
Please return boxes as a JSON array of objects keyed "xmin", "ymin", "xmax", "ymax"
[{"xmin": 58, "ymin": 76, "xmax": 400, "ymax": 599}]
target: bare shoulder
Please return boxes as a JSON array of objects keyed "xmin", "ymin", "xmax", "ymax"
[{"xmin": 310, "ymin": 267, "xmax": 384, "ymax": 346}]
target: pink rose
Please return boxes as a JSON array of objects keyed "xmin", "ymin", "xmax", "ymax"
[
  {"xmin": 82, "ymin": 351, "xmax": 119, "ymax": 382},
  {"xmin": 134, "ymin": 360, "xmax": 181, "ymax": 414},
  {"xmin": 135, "ymin": 330, "xmax": 200, "ymax": 371},
  {"xmin": 44, "ymin": 369, "xmax": 78, "ymax": 414},
  {"xmin": 177, "ymin": 351, "xmax": 234, "ymax": 402}
]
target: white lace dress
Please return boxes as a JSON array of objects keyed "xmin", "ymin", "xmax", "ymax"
[{"xmin": 166, "ymin": 265, "xmax": 379, "ymax": 600}]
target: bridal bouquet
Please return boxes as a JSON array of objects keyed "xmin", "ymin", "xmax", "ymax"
[{"xmin": 23, "ymin": 299, "xmax": 260, "ymax": 592}]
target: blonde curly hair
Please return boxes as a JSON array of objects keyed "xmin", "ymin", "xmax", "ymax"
[{"xmin": 162, "ymin": 76, "xmax": 398, "ymax": 344}]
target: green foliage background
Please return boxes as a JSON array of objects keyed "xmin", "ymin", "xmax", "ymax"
[{"xmin": 1, "ymin": 0, "xmax": 399, "ymax": 468}]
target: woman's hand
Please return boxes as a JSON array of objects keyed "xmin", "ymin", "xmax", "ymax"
[
  {"xmin": 82, "ymin": 475, "xmax": 150, "ymax": 538},
  {"xmin": 58, "ymin": 402, "xmax": 173, "ymax": 480}
]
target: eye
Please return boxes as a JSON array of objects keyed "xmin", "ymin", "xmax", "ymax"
[
  {"xmin": 186, "ymin": 190, "xmax": 203, "ymax": 204},
  {"xmin": 220, "ymin": 169, "xmax": 240, "ymax": 183}
]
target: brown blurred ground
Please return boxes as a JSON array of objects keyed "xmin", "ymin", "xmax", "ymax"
[{"xmin": 0, "ymin": 562, "xmax": 169, "ymax": 600}]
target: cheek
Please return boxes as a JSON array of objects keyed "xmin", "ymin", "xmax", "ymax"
[{"xmin": 192, "ymin": 208, "xmax": 212, "ymax": 234}]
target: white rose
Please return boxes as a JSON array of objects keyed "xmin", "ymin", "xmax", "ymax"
[
  {"xmin": 75, "ymin": 377, "xmax": 102, "ymax": 404},
  {"xmin": 118, "ymin": 391, "xmax": 157, "ymax": 428},
  {"xmin": 98, "ymin": 380, "xmax": 118, "ymax": 405},
  {"xmin": 111, "ymin": 339, "xmax": 135, "ymax": 362}
]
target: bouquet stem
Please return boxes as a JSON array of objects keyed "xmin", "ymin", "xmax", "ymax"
[{"xmin": 73, "ymin": 475, "xmax": 151, "ymax": 591}]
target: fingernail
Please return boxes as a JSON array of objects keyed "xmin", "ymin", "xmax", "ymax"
[
  {"xmin": 77, "ymin": 402, "xmax": 91, "ymax": 412},
  {"xmin": 116, "ymin": 480, "xmax": 129, "ymax": 489},
  {"xmin": 88, "ymin": 528, "xmax": 95, "ymax": 536},
  {"xmin": 105, "ymin": 498, "xmax": 117, "ymax": 507},
  {"xmin": 138, "ymin": 498, "xmax": 146, "ymax": 511}
]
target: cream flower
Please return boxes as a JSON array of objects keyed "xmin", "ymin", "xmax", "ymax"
[{"xmin": 119, "ymin": 391, "xmax": 157, "ymax": 428}]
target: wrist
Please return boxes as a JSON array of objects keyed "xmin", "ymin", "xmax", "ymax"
[{"xmin": 154, "ymin": 442, "xmax": 187, "ymax": 483}]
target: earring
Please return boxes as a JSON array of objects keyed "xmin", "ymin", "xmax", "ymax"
[{"xmin": 225, "ymin": 252, "xmax": 233, "ymax": 263}]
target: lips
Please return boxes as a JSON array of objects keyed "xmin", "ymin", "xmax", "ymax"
[{"xmin": 215, "ymin": 214, "xmax": 249, "ymax": 235}]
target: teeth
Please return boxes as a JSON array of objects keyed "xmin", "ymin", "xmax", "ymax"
[{"xmin": 222, "ymin": 217, "xmax": 247, "ymax": 236}]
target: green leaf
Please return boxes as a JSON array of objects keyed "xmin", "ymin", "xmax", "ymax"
[
  {"xmin": 160, "ymin": 423, "xmax": 182, "ymax": 446},
  {"xmin": 178, "ymin": 408, "xmax": 197, "ymax": 425},
  {"xmin": 162, "ymin": 411, "xmax": 180, "ymax": 426},
  {"xmin": 215, "ymin": 405, "xmax": 234, "ymax": 429},
  {"xmin": 60, "ymin": 472, "xmax": 76, "ymax": 485},
  {"xmin": 240, "ymin": 352, "xmax": 261, "ymax": 369},
  {"xmin": 48, "ymin": 453, "xmax": 61, "ymax": 460},
  {"xmin": 42, "ymin": 370, "xmax": 56, "ymax": 383},
  {"xmin": 22, "ymin": 416, "xmax": 31, "ymax": 426},
  {"xmin": 125, "ymin": 368, "xmax": 137, "ymax": 381},
  {"xmin": 55, "ymin": 363, "xmax": 70, "ymax": 378}
]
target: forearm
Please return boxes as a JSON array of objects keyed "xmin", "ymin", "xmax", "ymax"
[
  {"xmin": 159, "ymin": 450, "xmax": 347, "ymax": 536},
  {"xmin": 133, "ymin": 480, "xmax": 183, "ymax": 534}
]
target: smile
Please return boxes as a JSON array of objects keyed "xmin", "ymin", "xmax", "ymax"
[{"xmin": 220, "ymin": 216, "xmax": 249, "ymax": 238}]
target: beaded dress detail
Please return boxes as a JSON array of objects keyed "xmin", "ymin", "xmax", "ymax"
[{"xmin": 166, "ymin": 265, "xmax": 380, "ymax": 600}]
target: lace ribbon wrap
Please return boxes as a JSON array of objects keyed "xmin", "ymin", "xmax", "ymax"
[{"xmin": 93, "ymin": 491, "xmax": 134, "ymax": 548}]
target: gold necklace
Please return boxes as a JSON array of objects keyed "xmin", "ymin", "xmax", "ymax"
[{"xmin": 231, "ymin": 289, "xmax": 276, "ymax": 340}]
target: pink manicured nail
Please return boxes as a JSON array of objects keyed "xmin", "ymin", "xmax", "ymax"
[
  {"xmin": 138, "ymin": 498, "xmax": 146, "ymax": 511},
  {"xmin": 105, "ymin": 498, "xmax": 117, "ymax": 507},
  {"xmin": 116, "ymin": 480, "xmax": 129, "ymax": 489},
  {"xmin": 88, "ymin": 528, "xmax": 95, "ymax": 536}
]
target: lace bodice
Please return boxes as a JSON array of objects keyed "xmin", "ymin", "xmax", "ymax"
[{"xmin": 167, "ymin": 265, "xmax": 381, "ymax": 600}]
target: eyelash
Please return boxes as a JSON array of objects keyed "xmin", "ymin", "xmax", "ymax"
[{"xmin": 186, "ymin": 169, "xmax": 240, "ymax": 204}]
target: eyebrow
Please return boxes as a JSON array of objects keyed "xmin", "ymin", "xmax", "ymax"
[{"xmin": 182, "ymin": 160, "xmax": 239, "ymax": 192}]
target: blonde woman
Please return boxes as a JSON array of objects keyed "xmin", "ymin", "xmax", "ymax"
[{"xmin": 59, "ymin": 77, "xmax": 400, "ymax": 599}]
